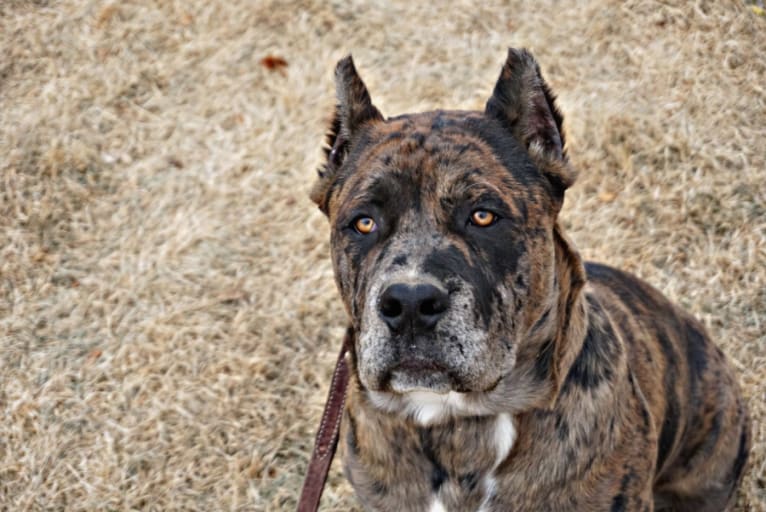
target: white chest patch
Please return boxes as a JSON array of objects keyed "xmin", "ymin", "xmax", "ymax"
[
  {"xmin": 492, "ymin": 413, "xmax": 516, "ymax": 468},
  {"xmin": 477, "ymin": 475, "xmax": 497, "ymax": 512},
  {"xmin": 477, "ymin": 413, "xmax": 516, "ymax": 511},
  {"xmin": 429, "ymin": 497, "xmax": 447, "ymax": 512}
]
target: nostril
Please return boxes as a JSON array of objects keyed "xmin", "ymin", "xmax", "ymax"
[
  {"xmin": 380, "ymin": 296, "xmax": 403, "ymax": 318},
  {"xmin": 419, "ymin": 298, "xmax": 447, "ymax": 316}
]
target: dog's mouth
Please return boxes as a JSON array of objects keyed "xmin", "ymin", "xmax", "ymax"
[
  {"xmin": 389, "ymin": 360, "xmax": 449, "ymax": 394},
  {"xmin": 382, "ymin": 358, "xmax": 473, "ymax": 394}
]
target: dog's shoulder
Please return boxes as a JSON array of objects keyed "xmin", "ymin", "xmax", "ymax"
[{"xmin": 582, "ymin": 261, "xmax": 748, "ymax": 490}]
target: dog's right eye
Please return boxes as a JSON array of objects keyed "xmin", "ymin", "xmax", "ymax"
[
  {"xmin": 353, "ymin": 216, "xmax": 377, "ymax": 234},
  {"xmin": 469, "ymin": 209, "xmax": 497, "ymax": 227}
]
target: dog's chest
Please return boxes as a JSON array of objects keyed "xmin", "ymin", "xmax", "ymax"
[
  {"xmin": 343, "ymin": 403, "xmax": 516, "ymax": 512},
  {"xmin": 427, "ymin": 413, "xmax": 515, "ymax": 512}
]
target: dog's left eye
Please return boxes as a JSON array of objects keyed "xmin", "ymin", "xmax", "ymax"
[
  {"xmin": 354, "ymin": 216, "xmax": 377, "ymax": 234},
  {"xmin": 469, "ymin": 209, "xmax": 497, "ymax": 227}
]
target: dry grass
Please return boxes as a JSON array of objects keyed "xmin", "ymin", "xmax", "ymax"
[{"xmin": 0, "ymin": 0, "xmax": 764, "ymax": 510}]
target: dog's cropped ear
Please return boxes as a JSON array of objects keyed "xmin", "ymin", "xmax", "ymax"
[
  {"xmin": 311, "ymin": 56, "xmax": 383, "ymax": 214},
  {"xmin": 485, "ymin": 48, "xmax": 576, "ymax": 199}
]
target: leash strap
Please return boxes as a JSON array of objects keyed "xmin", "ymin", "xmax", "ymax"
[{"xmin": 297, "ymin": 328, "xmax": 352, "ymax": 512}]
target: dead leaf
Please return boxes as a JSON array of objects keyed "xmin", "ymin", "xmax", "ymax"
[
  {"xmin": 97, "ymin": 5, "xmax": 119, "ymax": 28},
  {"xmin": 180, "ymin": 13, "xmax": 194, "ymax": 26},
  {"xmin": 85, "ymin": 349, "xmax": 102, "ymax": 365},
  {"xmin": 598, "ymin": 191, "xmax": 618, "ymax": 203},
  {"xmin": 260, "ymin": 55, "xmax": 288, "ymax": 72}
]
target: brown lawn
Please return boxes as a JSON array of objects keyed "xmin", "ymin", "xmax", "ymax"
[{"xmin": 1, "ymin": 1, "xmax": 764, "ymax": 510}]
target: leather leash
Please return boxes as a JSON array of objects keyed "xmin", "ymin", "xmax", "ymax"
[{"xmin": 297, "ymin": 328, "xmax": 352, "ymax": 512}]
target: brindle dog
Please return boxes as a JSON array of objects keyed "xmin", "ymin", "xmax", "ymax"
[{"xmin": 310, "ymin": 49, "xmax": 750, "ymax": 512}]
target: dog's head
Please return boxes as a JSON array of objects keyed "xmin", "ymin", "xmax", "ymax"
[{"xmin": 312, "ymin": 49, "xmax": 587, "ymax": 424}]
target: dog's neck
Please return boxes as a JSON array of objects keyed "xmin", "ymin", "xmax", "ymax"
[
  {"xmin": 344, "ymin": 382, "xmax": 522, "ymax": 511},
  {"xmin": 546, "ymin": 222, "xmax": 589, "ymax": 406}
]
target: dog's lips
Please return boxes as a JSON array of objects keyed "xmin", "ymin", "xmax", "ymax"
[
  {"xmin": 389, "ymin": 371, "xmax": 452, "ymax": 394},
  {"xmin": 386, "ymin": 359, "xmax": 452, "ymax": 394},
  {"xmin": 393, "ymin": 358, "xmax": 446, "ymax": 373}
]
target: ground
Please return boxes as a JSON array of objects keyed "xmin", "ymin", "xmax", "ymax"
[{"xmin": 0, "ymin": 1, "xmax": 764, "ymax": 510}]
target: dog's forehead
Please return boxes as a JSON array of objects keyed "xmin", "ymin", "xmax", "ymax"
[
  {"xmin": 335, "ymin": 110, "xmax": 548, "ymax": 213},
  {"xmin": 366, "ymin": 110, "xmax": 499, "ymax": 173}
]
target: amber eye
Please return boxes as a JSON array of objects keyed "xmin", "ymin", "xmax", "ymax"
[
  {"xmin": 470, "ymin": 210, "xmax": 496, "ymax": 227},
  {"xmin": 354, "ymin": 216, "xmax": 377, "ymax": 234}
]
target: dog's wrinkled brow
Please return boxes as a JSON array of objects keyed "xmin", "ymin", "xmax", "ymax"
[{"xmin": 337, "ymin": 177, "xmax": 403, "ymax": 225}]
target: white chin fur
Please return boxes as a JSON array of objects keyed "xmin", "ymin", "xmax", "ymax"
[{"xmin": 367, "ymin": 389, "xmax": 495, "ymax": 426}]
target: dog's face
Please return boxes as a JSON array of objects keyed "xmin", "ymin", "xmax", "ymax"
[
  {"xmin": 328, "ymin": 112, "xmax": 558, "ymax": 395},
  {"xmin": 312, "ymin": 50, "xmax": 584, "ymax": 423}
]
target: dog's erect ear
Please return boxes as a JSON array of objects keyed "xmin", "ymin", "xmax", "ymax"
[
  {"xmin": 311, "ymin": 56, "xmax": 383, "ymax": 213},
  {"xmin": 333, "ymin": 56, "xmax": 383, "ymax": 142},
  {"xmin": 485, "ymin": 48, "xmax": 576, "ymax": 198}
]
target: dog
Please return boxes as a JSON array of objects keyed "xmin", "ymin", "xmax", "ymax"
[{"xmin": 309, "ymin": 48, "xmax": 750, "ymax": 511}]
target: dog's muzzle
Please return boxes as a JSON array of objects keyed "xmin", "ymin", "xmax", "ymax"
[{"xmin": 376, "ymin": 281, "xmax": 455, "ymax": 393}]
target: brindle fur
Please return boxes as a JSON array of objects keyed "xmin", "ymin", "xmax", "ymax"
[{"xmin": 311, "ymin": 49, "xmax": 750, "ymax": 511}]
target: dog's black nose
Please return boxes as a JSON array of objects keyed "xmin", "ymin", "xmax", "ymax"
[{"xmin": 378, "ymin": 283, "xmax": 449, "ymax": 333}]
